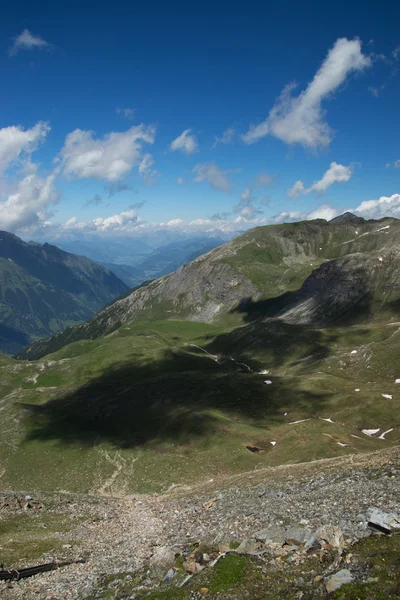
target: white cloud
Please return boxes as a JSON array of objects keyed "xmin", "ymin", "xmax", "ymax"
[
  {"xmin": 212, "ymin": 127, "xmax": 235, "ymax": 148},
  {"xmin": 273, "ymin": 203, "xmax": 338, "ymax": 223},
  {"xmin": 177, "ymin": 177, "xmax": 184, "ymax": 184},
  {"xmin": 287, "ymin": 162, "xmax": 353, "ymax": 198},
  {"xmin": 58, "ymin": 124, "xmax": 156, "ymax": 182},
  {"xmin": 0, "ymin": 122, "xmax": 50, "ymax": 174},
  {"xmin": 310, "ymin": 161, "xmax": 353, "ymax": 193},
  {"xmin": 61, "ymin": 208, "xmax": 139, "ymax": 233},
  {"xmin": 193, "ymin": 163, "xmax": 232, "ymax": 192},
  {"xmin": 9, "ymin": 29, "xmax": 50, "ymax": 56},
  {"xmin": 306, "ymin": 204, "xmax": 338, "ymax": 220},
  {"xmin": 287, "ymin": 179, "xmax": 307, "ymax": 199},
  {"xmin": 0, "ymin": 169, "xmax": 60, "ymax": 232},
  {"xmin": 243, "ymin": 38, "xmax": 371, "ymax": 148},
  {"xmin": 116, "ymin": 107, "xmax": 135, "ymax": 120},
  {"xmin": 169, "ymin": 129, "xmax": 198, "ymax": 155},
  {"xmin": 353, "ymin": 193, "xmax": 400, "ymax": 219}
]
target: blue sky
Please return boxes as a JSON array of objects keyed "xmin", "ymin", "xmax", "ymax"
[{"xmin": 0, "ymin": 0, "xmax": 399, "ymax": 240}]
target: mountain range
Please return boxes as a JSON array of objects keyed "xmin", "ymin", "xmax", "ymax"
[{"xmin": 0, "ymin": 231, "xmax": 128, "ymax": 355}]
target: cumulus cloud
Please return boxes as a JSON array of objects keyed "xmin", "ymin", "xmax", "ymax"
[
  {"xmin": 58, "ymin": 124, "xmax": 156, "ymax": 182},
  {"xmin": 273, "ymin": 203, "xmax": 338, "ymax": 223},
  {"xmin": 212, "ymin": 127, "xmax": 235, "ymax": 149},
  {"xmin": 169, "ymin": 129, "xmax": 198, "ymax": 155},
  {"xmin": 9, "ymin": 29, "xmax": 50, "ymax": 56},
  {"xmin": 0, "ymin": 169, "xmax": 60, "ymax": 232},
  {"xmin": 193, "ymin": 163, "xmax": 232, "ymax": 192},
  {"xmin": 287, "ymin": 162, "xmax": 353, "ymax": 198},
  {"xmin": 0, "ymin": 122, "xmax": 50, "ymax": 174},
  {"xmin": 243, "ymin": 38, "xmax": 371, "ymax": 148},
  {"xmin": 353, "ymin": 193, "xmax": 400, "ymax": 219},
  {"xmin": 287, "ymin": 180, "xmax": 307, "ymax": 199},
  {"xmin": 116, "ymin": 107, "xmax": 135, "ymax": 120}
]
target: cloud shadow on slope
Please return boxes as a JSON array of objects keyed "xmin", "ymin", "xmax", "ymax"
[{"xmin": 20, "ymin": 338, "xmax": 332, "ymax": 450}]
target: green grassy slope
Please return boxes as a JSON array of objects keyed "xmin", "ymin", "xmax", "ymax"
[{"xmin": 2, "ymin": 215, "xmax": 399, "ymax": 494}]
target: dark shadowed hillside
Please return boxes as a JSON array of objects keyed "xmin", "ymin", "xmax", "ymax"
[{"xmin": 0, "ymin": 231, "xmax": 128, "ymax": 354}]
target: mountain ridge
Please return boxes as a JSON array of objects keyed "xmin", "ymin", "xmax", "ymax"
[
  {"xmin": 0, "ymin": 231, "xmax": 128, "ymax": 354},
  {"xmin": 17, "ymin": 214, "xmax": 400, "ymax": 360}
]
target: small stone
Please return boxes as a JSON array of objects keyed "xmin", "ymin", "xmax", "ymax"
[{"xmin": 325, "ymin": 569, "xmax": 353, "ymax": 593}]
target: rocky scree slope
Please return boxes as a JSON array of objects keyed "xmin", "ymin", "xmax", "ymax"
[
  {"xmin": 0, "ymin": 447, "xmax": 399, "ymax": 599},
  {"xmin": 18, "ymin": 214, "xmax": 400, "ymax": 360},
  {"xmin": 0, "ymin": 231, "xmax": 127, "ymax": 355}
]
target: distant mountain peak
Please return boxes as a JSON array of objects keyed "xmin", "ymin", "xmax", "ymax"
[{"xmin": 330, "ymin": 212, "xmax": 365, "ymax": 225}]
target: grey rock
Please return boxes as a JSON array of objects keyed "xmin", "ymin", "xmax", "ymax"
[
  {"xmin": 149, "ymin": 546, "xmax": 176, "ymax": 568},
  {"xmin": 368, "ymin": 508, "xmax": 400, "ymax": 534},
  {"xmin": 284, "ymin": 526, "xmax": 311, "ymax": 545},
  {"xmin": 235, "ymin": 539, "xmax": 260, "ymax": 555},
  {"xmin": 325, "ymin": 569, "xmax": 353, "ymax": 593}
]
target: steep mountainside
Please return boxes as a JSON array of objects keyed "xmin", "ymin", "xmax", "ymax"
[
  {"xmin": 0, "ymin": 231, "xmax": 127, "ymax": 354},
  {"xmin": 19, "ymin": 214, "xmax": 400, "ymax": 360}
]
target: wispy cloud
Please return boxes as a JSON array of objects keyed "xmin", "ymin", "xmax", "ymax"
[
  {"xmin": 193, "ymin": 163, "xmax": 232, "ymax": 192},
  {"xmin": 170, "ymin": 129, "xmax": 199, "ymax": 155},
  {"xmin": 212, "ymin": 127, "xmax": 235, "ymax": 149},
  {"xmin": 243, "ymin": 38, "xmax": 371, "ymax": 148},
  {"xmin": 116, "ymin": 107, "xmax": 135, "ymax": 120},
  {"xmin": 83, "ymin": 194, "xmax": 103, "ymax": 208},
  {"xmin": 9, "ymin": 29, "xmax": 50, "ymax": 56}
]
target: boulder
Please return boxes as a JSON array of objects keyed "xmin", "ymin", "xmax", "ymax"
[
  {"xmin": 368, "ymin": 508, "xmax": 400, "ymax": 534},
  {"xmin": 325, "ymin": 569, "xmax": 353, "ymax": 593}
]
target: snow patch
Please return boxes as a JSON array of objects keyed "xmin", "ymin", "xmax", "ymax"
[
  {"xmin": 259, "ymin": 369, "xmax": 269, "ymax": 375},
  {"xmin": 320, "ymin": 417, "xmax": 334, "ymax": 423},
  {"xmin": 376, "ymin": 225, "xmax": 390, "ymax": 232},
  {"xmin": 362, "ymin": 428, "xmax": 380, "ymax": 437},
  {"xmin": 382, "ymin": 394, "xmax": 392, "ymax": 399},
  {"xmin": 289, "ymin": 418, "xmax": 311, "ymax": 425},
  {"xmin": 263, "ymin": 380, "xmax": 272, "ymax": 385},
  {"xmin": 270, "ymin": 441, "xmax": 276, "ymax": 446},
  {"xmin": 350, "ymin": 350, "xmax": 357, "ymax": 355},
  {"xmin": 378, "ymin": 428, "xmax": 393, "ymax": 440},
  {"xmin": 355, "ymin": 389, "xmax": 360, "ymax": 392}
]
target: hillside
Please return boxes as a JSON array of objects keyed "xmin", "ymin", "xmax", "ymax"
[
  {"xmin": 18, "ymin": 214, "xmax": 400, "ymax": 360},
  {"xmin": 0, "ymin": 231, "xmax": 128, "ymax": 355}
]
